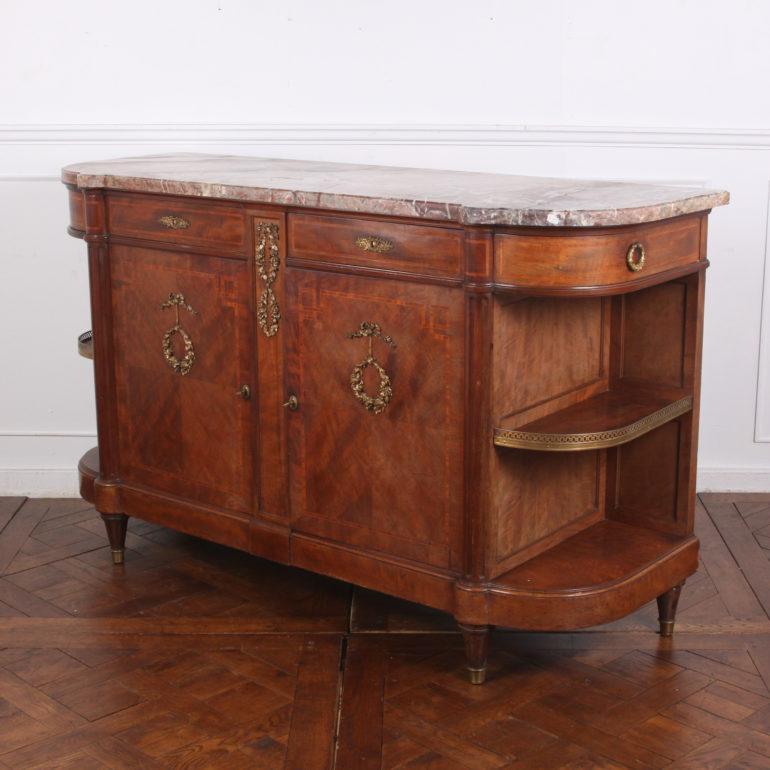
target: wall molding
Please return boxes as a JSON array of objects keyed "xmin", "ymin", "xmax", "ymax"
[
  {"xmin": 0, "ymin": 469, "xmax": 79, "ymax": 497},
  {"xmin": 3, "ymin": 123, "xmax": 770, "ymax": 150},
  {"xmin": 0, "ymin": 431, "xmax": 96, "ymax": 438},
  {"xmin": 697, "ymin": 467, "xmax": 770, "ymax": 493},
  {"xmin": 755, "ymin": 181, "xmax": 770, "ymax": 442}
]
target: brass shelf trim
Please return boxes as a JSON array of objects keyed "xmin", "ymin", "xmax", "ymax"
[
  {"xmin": 78, "ymin": 330, "xmax": 94, "ymax": 360},
  {"xmin": 493, "ymin": 395, "xmax": 693, "ymax": 452}
]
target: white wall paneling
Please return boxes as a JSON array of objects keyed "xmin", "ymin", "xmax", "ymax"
[
  {"xmin": 754, "ymin": 183, "xmax": 770, "ymax": 443},
  {"xmin": 2, "ymin": 0, "xmax": 769, "ymax": 494}
]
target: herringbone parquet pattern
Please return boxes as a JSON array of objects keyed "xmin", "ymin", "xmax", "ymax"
[{"xmin": 0, "ymin": 494, "xmax": 768, "ymax": 768}]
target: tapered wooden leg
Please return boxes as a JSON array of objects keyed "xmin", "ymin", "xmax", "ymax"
[
  {"xmin": 459, "ymin": 623, "xmax": 490, "ymax": 684},
  {"xmin": 101, "ymin": 513, "xmax": 128, "ymax": 565},
  {"xmin": 657, "ymin": 581, "xmax": 684, "ymax": 637}
]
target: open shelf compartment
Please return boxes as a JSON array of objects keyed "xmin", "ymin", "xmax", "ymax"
[
  {"xmin": 484, "ymin": 519, "xmax": 699, "ymax": 630},
  {"xmin": 493, "ymin": 385, "xmax": 693, "ymax": 451},
  {"xmin": 493, "ymin": 519, "xmax": 688, "ymax": 592}
]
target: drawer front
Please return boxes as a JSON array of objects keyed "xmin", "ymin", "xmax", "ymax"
[
  {"xmin": 288, "ymin": 212, "xmax": 464, "ymax": 279},
  {"xmin": 495, "ymin": 214, "xmax": 703, "ymax": 289},
  {"xmin": 66, "ymin": 186, "xmax": 86, "ymax": 233},
  {"xmin": 108, "ymin": 193, "xmax": 246, "ymax": 253}
]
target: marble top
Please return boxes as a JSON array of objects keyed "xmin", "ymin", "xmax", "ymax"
[{"xmin": 62, "ymin": 153, "xmax": 729, "ymax": 227}]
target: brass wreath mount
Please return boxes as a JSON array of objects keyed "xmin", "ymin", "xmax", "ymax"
[
  {"xmin": 161, "ymin": 292, "xmax": 197, "ymax": 376},
  {"xmin": 348, "ymin": 322, "xmax": 396, "ymax": 414}
]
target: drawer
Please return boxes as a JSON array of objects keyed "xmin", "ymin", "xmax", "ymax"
[
  {"xmin": 107, "ymin": 193, "xmax": 246, "ymax": 253},
  {"xmin": 288, "ymin": 212, "xmax": 463, "ymax": 279},
  {"xmin": 494, "ymin": 214, "xmax": 703, "ymax": 290},
  {"xmin": 66, "ymin": 185, "xmax": 86, "ymax": 234}
]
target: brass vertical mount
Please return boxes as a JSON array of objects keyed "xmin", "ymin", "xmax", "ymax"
[{"xmin": 255, "ymin": 222, "xmax": 281, "ymax": 337}]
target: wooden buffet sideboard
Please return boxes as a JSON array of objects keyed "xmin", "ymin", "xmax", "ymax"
[{"xmin": 63, "ymin": 155, "xmax": 728, "ymax": 683}]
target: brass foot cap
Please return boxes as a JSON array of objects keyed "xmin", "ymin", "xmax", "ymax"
[
  {"xmin": 468, "ymin": 667, "xmax": 486, "ymax": 685},
  {"xmin": 659, "ymin": 619, "xmax": 675, "ymax": 637},
  {"xmin": 111, "ymin": 549, "xmax": 125, "ymax": 565}
]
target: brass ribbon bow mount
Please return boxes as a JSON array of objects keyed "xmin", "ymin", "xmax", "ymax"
[
  {"xmin": 161, "ymin": 292, "xmax": 197, "ymax": 376},
  {"xmin": 348, "ymin": 322, "xmax": 396, "ymax": 414}
]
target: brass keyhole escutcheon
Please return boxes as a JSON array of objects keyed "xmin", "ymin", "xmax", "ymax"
[
  {"xmin": 283, "ymin": 394, "xmax": 299, "ymax": 411},
  {"xmin": 626, "ymin": 242, "xmax": 646, "ymax": 273},
  {"xmin": 236, "ymin": 384, "xmax": 251, "ymax": 400},
  {"xmin": 347, "ymin": 322, "xmax": 396, "ymax": 414}
]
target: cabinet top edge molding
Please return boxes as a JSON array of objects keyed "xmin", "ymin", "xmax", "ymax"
[{"xmin": 61, "ymin": 153, "xmax": 729, "ymax": 228}]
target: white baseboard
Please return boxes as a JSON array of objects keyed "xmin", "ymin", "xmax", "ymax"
[
  {"xmin": 0, "ymin": 466, "xmax": 767, "ymax": 498},
  {"xmin": 0, "ymin": 469, "xmax": 80, "ymax": 497},
  {"xmin": 697, "ymin": 467, "xmax": 770, "ymax": 493}
]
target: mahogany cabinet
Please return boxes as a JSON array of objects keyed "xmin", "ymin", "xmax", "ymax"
[{"xmin": 63, "ymin": 155, "xmax": 728, "ymax": 683}]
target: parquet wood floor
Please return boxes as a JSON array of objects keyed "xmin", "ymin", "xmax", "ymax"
[{"xmin": 0, "ymin": 494, "xmax": 768, "ymax": 769}]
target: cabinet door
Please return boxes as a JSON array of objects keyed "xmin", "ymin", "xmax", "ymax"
[
  {"xmin": 110, "ymin": 244, "xmax": 255, "ymax": 512},
  {"xmin": 285, "ymin": 270, "xmax": 465, "ymax": 569}
]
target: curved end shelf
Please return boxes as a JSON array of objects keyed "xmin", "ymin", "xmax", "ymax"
[
  {"xmin": 78, "ymin": 446, "xmax": 99, "ymax": 504},
  {"xmin": 484, "ymin": 520, "xmax": 699, "ymax": 630},
  {"xmin": 494, "ymin": 390, "xmax": 693, "ymax": 452}
]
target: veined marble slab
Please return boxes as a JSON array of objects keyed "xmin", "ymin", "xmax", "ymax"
[{"xmin": 62, "ymin": 153, "xmax": 729, "ymax": 227}]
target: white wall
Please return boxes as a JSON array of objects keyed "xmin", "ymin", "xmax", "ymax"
[{"xmin": 1, "ymin": 0, "xmax": 769, "ymax": 494}]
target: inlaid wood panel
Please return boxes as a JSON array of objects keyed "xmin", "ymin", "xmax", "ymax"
[
  {"xmin": 491, "ymin": 449, "xmax": 602, "ymax": 575},
  {"xmin": 285, "ymin": 270, "xmax": 464, "ymax": 569},
  {"xmin": 492, "ymin": 296, "xmax": 609, "ymax": 423},
  {"xmin": 110, "ymin": 244, "xmax": 254, "ymax": 513},
  {"xmin": 621, "ymin": 280, "xmax": 688, "ymax": 388},
  {"xmin": 611, "ymin": 420, "xmax": 684, "ymax": 534}
]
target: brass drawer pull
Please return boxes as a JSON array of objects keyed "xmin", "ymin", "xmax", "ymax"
[
  {"xmin": 158, "ymin": 214, "xmax": 191, "ymax": 230},
  {"xmin": 355, "ymin": 235, "xmax": 393, "ymax": 254},
  {"xmin": 236, "ymin": 384, "xmax": 251, "ymax": 400},
  {"xmin": 626, "ymin": 242, "xmax": 646, "ymax": 272}
]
